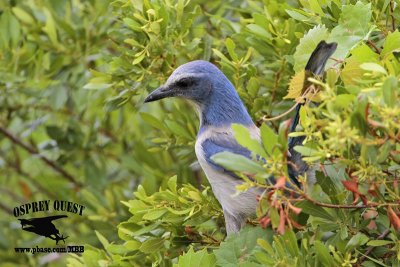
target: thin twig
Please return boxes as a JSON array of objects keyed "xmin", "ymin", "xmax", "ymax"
[
  {"xmin": 9, "ymin": 163, "xmax": 58, "ymax": 198},
  {"xmin": 0, "ymin": 202, "xmax": 13, "ymax": 214},
  {"xmin": 358, "ymin": 229, "xmax": 391, "ymax": 265},
  {"xmin": 301, "ymin": 193, "xmax": 399, "ymax": 209},
  {"xmin": 7, "ymin": 104, "xmax": 117, "ymax": 141},
  {"xmin": 0, "ymin": 188, "xmax": 26, "ymax": 203},
  {"xmin": 367, "ymin": 40, "xmax": 381, "ymax": 54},
  {"xmin": 390, "ymin": 0, "xmax": 396, "ymax": 32},
  {"xmin": 261, "ymin": 86, "xmax": 316, "ymax": 122},
  {"xmin": 282, "ymin": 187, "xmax": 400, "ymax": 209},
  {"xmin": 201, "ymin": 232, "xmax": 221, "ymax": 245},
  {"xmin": 0, "ymin": 126, "xmax": 81, "ymax": 187},
  {"xmin": 271, "ymin": 58, "xmax": 286, "ymax": 104},
  {"xmin": 262, "ymin": 102, "xmax": 299, "ymax": 122},
  {"xmin": 6, "ymin": 148, "xmax": 58, "ymax": 198}
]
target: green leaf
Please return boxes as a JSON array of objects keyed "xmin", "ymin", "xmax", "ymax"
[
  {"xmin": 257, "ymin": 238, "xmax": 274, "ymax": 255},
  {"xmin": 285, "ymin": 70, "xmax": 306, "ymax": 99},
  {"xmin": 95, "ymin": 231, "xmax": 109, "ymax": 250},
  {"xmin": 9, "ymin": 13, "xmax": 21, "ymax": 47},
  {"xmin": 247, "ymin": 77, "xmax": 259, "ymax": 98},
  {"xmin": 382, "ymin": 76, "xmax": 398, "ymax": 108},
  {"xmin": 214, "ymin": 227, "xmax": 272, "ymax": 267},
  {"xmin": 105, "ymin": 96, "xmax": 129, "ymax": 111},
  {"xmin": 381, "ymin": 30, "xmax": 400, "ymax": 58},
  {"xmin": 167, "ymin": 175, "xmax": 177, "ymax": 193},
  {"xmin": 282, "ymin": 230, "xmax": 300, "ymax": 257},
  {"xmin": 140, "ymin": 112, "xmax": 167, "ymax": 131},
  {"xmin": 139, "ymin": 238, "xmax": 165, "ymax": 253},
  {"xmin": 123, "ymin": 18, "xmax": 142, "ymax": 31},
  {"xmin": 351, "ymin": 43, "xmax": 379, "ymax": 63},
  {"xmin": 316, "ymin": 172, "xmax": 339, "ymax": 203},
  {"xmin": 296, "ymin": 201, "xmax": 334, "ymax": 221},
  {"xmin": 360, "ymin": 63, "xmax": 387, "ymax": 75},
  {"xmin": 106, "ymin": 244, "xmax": 130, "ymax": 254},
  {"xmin": 42, "ymin": 8, "xmax": 59, "ymax": 46},
  {"xmin": 176, "ymin": 0, "xmax": 185, "ymax": 23},
  {"xmin": 12, "ymin": 7, "xmax": 34, "ymax": 24},
  {"xmin": 49, "ymin": 86, "xmax": 68, "ymax": 109},
  {"xmin": 260, "ymin": 124, "xmax": 278, "ymax": 156},
  {"xmin": 125, "ymin": 240, "xmax": 142, "ymax": 251},
  {"xmin": 174, "ymin": 247, "xmax": 216, "ymax": 267},
  {"xmin": 142, "ymin": 209, "xmax": 167, "ymax": 220},
  {"xmin": 346, "ymin": 233, "xmax": 369, "ymax": 251},
  {"xmin": 286, "ymin": 9, "xmax": 310, "ymax": 21},
  {"xmin": 246, "ymin": 24, "xmax": 272, "ymax": 40},
  {"xmin": 0, "ymin": 11, "xmax": 10, "ymax": 48},
  {"xmin": 211, "ymin": 151, "xmax": 265, "ymax": 174},
  {"xmin": 332, "ymin": 94, "xmax": 355, "ymax": 110},
  {"xmin": 232, "ymin": 124, "xmax": 267, "ymax": 159},
  {"xmin": 212, "ymin": 48, "xmax": 231, "ymax": 63},
  {"xmin": 309, "ymin": 0, "xmax": 324, "ymax": 15},
  {"xmin": 377, "ymin": 141, "xmax": 392, "ymax": 163},
  {"xmin": 293, "ymin": 146, "xmax": 320, "ymax": 157},
  {"xmin": 83, "ymin": 83, "xmax": 112, "ymax": 90},
  {"xmin": 225, "ymin": 38, "xmax": 238, "ymax": 61},
  {"xmin": 314, "ymin": 241, "xmax": 335, "ymax": 267},
  {"xmin": 327, "ymin": 2, "xmax": 372, "ymax": 67},
  {"xmin": 165, "ymin": 120, "xmax": 193, "ymax": 139},
  {"xmin": 293, "ymin": 25, "xmax": 329, "ymax": 72},
  {"xmin": 104, "ymin": 90, "xmax": 132, "ymax": 111},
  {"xmin": 46, "ymin": 125, "xmax": 64, "ymax": 141},
  {"xmin": 132, "ymin": 50, "xmax": 146, "ymax": 65},
  {"xmin": 366, "ymin": 240, "xmax": 393, "ymax": 246},
  {"xmin": 341, "ymin": 59, "xmax": 364, "ymax": 86}
]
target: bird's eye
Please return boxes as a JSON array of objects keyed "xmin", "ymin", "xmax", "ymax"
[{"xmin": 176, "ymin": 78, "xmax": 195, "ymax": 88}]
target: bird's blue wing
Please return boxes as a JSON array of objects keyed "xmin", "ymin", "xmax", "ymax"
[
  {"xmin": 201, "ymin": 134, "xmax": 252, "ymax": 175},
  {"xmin": 201, "ymin": 133, "xmax": 277, "ymax": 185}
]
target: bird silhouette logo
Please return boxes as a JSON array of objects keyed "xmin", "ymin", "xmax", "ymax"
[{"xmin": 18, "ymin": 215, "xmax": 69, "ymax": 244}]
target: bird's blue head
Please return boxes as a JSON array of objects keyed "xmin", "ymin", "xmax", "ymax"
[{"xmin": 144, "ymin": 60, "xmax": 253, "ymax": 127}]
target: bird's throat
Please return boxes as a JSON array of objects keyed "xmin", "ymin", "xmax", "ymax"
[{"xmin": 197, "ymin": 96, "xmax": 253, "ymax": 128}]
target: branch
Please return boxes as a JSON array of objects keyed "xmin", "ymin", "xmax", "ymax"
[
  {"xmin": 358, "ymin": 228, "xmax": 391, "ymax": 265},
  {"xmin": 7, "ymin": 104, "xmax": 117, "ymax": 141},
  {"xmin": 261, "ymin": 101, "xmax": 299, "ymax": 122},
  {"xmin": 301, "ymin": 193, "xmax": 399, "ymax": 209},
  {"xmin": 201, "ymin": 232, "xmax": 221, "ymax": 245},
  {"xmin": 0, "ymin": 126, "xmax": 81, "ymax": 187},
  {"xmin": 5, "ymin": 148, "xmax": 58, "ymax": 198},
  {"xmin": 283, "ymin": 187, "xmax": 399, "ymax": 209},
  {"xmin": 367, "ymin": 40, "xmax": 381, "ymax": 54},
  {"xmin": 0, "ymin": 187, "xmax": 26, "ymax": 203},
  {"xmin": 9, "ymin": 163, "xmax": 58, "ymax": 198},
  {"xmin": 390, "ymin": 0, "xmax": 396, "ymax": 32},
  {"xmin": 261, "ymin": 85, "xmax": 317, "ymax": 122},
  {"xmin": 271, "ymin": 58, "xmax": 286, "ymax": 104},
  {"xmin": 0, "ymin": 202, "xmax": 13, "ymax": 214}
]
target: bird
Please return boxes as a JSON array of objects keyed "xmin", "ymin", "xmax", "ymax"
[
  {"xmin": 19, "ymin": 215, "xmax": 69, "ymax": 244},
  {"xmin": 144, "ymin": 40, "xmax": 337, "ymax": 234}
]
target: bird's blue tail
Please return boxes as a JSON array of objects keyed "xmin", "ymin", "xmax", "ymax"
[{"xmin": 287, "ymin": 40, "xmax": 337, "ymax": 186}]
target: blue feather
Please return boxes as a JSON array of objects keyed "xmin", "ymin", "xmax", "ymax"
[{"xmin": 201, "ymin": 135, "xmax": 252, "ymax": 174}]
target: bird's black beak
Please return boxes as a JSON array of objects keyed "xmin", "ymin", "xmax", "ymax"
[{"xmin": 144, "ymin": 86, "xmax": 173, "ymax": 103}]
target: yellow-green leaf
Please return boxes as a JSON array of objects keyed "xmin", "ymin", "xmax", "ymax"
[
  {"xmin": 12, "ymin": 7, "xmax": 34, "ymax": 24},
  {"xmin": 284, "ymin": 70, "xmax": 306, "ymax": 99},
  {"xmin": 42, "ymin": 8, "xmax": 59, "ymax": 46}
]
